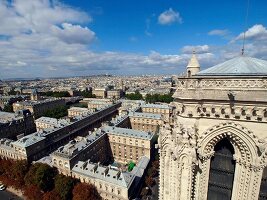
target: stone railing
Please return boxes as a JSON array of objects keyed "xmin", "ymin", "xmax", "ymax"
[
  {"xmin": 175, "ymin": 78, "xmax": 267, "ymax": 90},
  {"xmin": 174, "ymin": 102, "xmax": 267, "ymax": 122}
]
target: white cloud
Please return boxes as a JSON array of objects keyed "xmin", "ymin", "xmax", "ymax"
[
  {"xmin": 158, "ymin": 8, "xmax": 182, "ymax": 25},
  {"xmin": 182, "ymin": 45, "xmax": 210, "ymax": 54},
  {"xmin": 0, "ymin": 0, "xmax": 91, "ymax": 36},
  {"xmin": 51, "ymin": 23, "xmax": 95, "ymax": 44},
  {"xmin": 0, "ymin": 1, "xmax": 267, "ymax": 79},
  {"xmin": 235, "ymin": 24, "xmax": 267, "ymax": 41},
  {"xmin": 208, "ymin": 29, "xmax": 229, "ymax": 36}
]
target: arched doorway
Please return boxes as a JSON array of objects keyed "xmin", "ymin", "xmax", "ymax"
[
  {"xmin": 259, "ymin": 167, "xmax": 267, "ymax": 200},
  {"xmin": 207, "ymin": 138, "xmax": 235, "ymax": 200},
  {"xmin": 187, "ymin": 70, "xmax": 191, "ymax": 77}
]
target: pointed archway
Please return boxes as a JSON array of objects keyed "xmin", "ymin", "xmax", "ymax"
[
  {"xmin": 207, "ymin": 138, "xmax": 235, "ymax": 200},
  {"xmin": 259, "ymin": 167, "xmax": 267, "ymax": 200}
]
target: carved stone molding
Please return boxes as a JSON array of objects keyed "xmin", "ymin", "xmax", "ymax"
[{"xmin": 198, "ymin": 122, "xmax": 259, "ymax": 163}]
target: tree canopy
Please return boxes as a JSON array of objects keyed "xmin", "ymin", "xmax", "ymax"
[
  {"xmin": 72, "ymin": 183, "xmax": 102, "ymax": 200},
  {"xmin": 42, "ymin": 91, "xmax": 71, "ymax": 98},
  {"xmin": 3, "ymin": 104, "xmax": 14, "ymax": 112},
  {"xmin": 125, "ymin": 91, "xmax": 143, "ymax": 100},
  {"xmin": 145, "ymin": 93, "xmax": 173, "ymax": 103},
  {"xmin": 54, "ymin": 174, "xmax": 76, "ymax": 200},
  {"xmin": 24, "ymin": 163, "xmax": 56, "ymax": 192},
  {"xmin": 42, "ymin": 105, "xmax": 69, "ymax": 119},
  {"xmin": 80, "ymin": 91, "xmax": 96, "ymax": 98},
  {"xmin": 0, "ymin": 159, "xmax": 100, "ymax": 200}
]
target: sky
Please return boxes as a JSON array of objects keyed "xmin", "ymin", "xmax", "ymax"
[{"xmin": 0, "ymin": 0, "xmax": 267, "ymax": 78}]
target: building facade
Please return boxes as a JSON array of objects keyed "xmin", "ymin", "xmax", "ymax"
[
  {"xmin": 0, "ymin": 103, "xmax": 121, "ymax": 162},
  {"xmin": 13, "ymin": 98, "xmax": 65, "ymax": 119},
  {"xmin": 0, "ymin": 110, "xmax": 36, "ymax": 139},
  {"xmin": 51, "ymin": 129, "xmax": 110, "ymax": 175},
  {"xmin": 158, "ymin": 55, "xmax": 267, "ymax": 200},
  {"xmin": 141, "ymin": 104, "xmax": 171, "ymax": 121},
  {"xmin": 93, "ymin": 88, "xmax": 107, "ymax": 98},
  {"xmin": 103, "ymin": 126, "xmax": 154, "ymax": 164},
  {"xmin": 107, "ymin": 89, "xmax": 122, "ymax": 99},
  {"xmin": 129, "ymin": 112, "xmax": 162, "ymax": 133},
  {"xmin": 67, "ymin": 107, "xmax": 92, "ymax": 118}
]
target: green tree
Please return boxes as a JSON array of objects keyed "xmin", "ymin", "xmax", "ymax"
[
  {"xmin": 3, "ymin": 104, "xmax": 14, "ymax": 112},
  {"xmin": 8, "ymin": 89, "xmax": 17, "ymax": 95},
  {"xmin": 147, "ymin": 167, "xmax": 157, "ymax": 177},
  {"xmin": 145, "ymin": 176, "xmax": 154, "ymax": 187},
  {"xmin": 24, "ymin": 163, "xmax": 56, "ymax": 192},
  {"xmin": 54, "ymin": 174, "xmax": 76, "ymax": 200},
  {"xmin": 125, "ymin": 91, "xmax": 143, "ymax": 100},
  {"xmin": 11, "ymin": 160, "xmax": 29, "ymax": 185},
  {"xmin": 23, "ymin": 184, "xmax": 43, "ymax": 200},
  {"xmin": 145, "ymin": 93, "xmax": 173, "ymax": 103},
  {"xmin": 42, "ymin": 91, "xmax": 71, "ymax": 97},
  {"xmin": 80, "ymin": 91, "xmax": 96, "ymax": 98},
  {"xmin": 43, "ymin": 190, "xmax": 61, "ymax": 200},
  {"xmin": 42, "ymin": 105, "xmax": 69, "ymax": 119},
  {"xmin": 72, "ymin": 183, "xmax": 101, "ymax": 200}
]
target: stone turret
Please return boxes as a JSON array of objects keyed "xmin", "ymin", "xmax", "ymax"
[
  {"xmin": 30, "ymin": 88, "xmax": 39, "ymax": 101},
  {"xmin": 186, "ymin": 51, "xmax": 200, "ymax": 77}
]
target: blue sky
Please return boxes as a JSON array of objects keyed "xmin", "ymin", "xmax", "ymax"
[{"xmin": 0, "ymin": 0, "xmax": 267, "ymax": 78}]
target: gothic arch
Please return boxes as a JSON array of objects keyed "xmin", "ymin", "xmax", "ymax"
[
  {"xmin": 197, "ymin": 122, "xmax": 259, "ymax": 164},
  {"xmin": 195, "ymin": 122, "xmax": 263, "ymax": 200}
]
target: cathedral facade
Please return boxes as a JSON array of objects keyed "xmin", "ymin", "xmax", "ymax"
[{"xmin": 158, "ymin": 53, "xmax": 267, "ymax": 200}]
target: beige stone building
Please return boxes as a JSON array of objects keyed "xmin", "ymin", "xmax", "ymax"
[
  {"xmin": 67, "ymin": 107, "xmax": 92, "ymax": 118},
  {"xmin": 103, "ymin": 126, "xmax": 155, "ymax": 164},
  {"xmin": 158, "ymin": 54, "xmax": 267, "ymax": 200},
  {"xmin": 93, "ymin": 88, "xmax": 107, "ymax": 98},
  {"xmin": 13, "ymin": 98, "xmax": 65, "ymax": 119},
  {"xmin": 0, "ymin": 103, "xmax": 121, "ymax": 162},
  {"xmin": 107, "ymin": 89, "xmax": 122, "ymax": 99},
  {"xmin": 141, "ymin": 103, "xmax": 172, "ymax": 121},
  {"xmin": 51, "ymin": 130, "xmax": 110, "ymax": 175},
  {"xmin": 129, "ymin": 111, "xmax": 162, "ymax": 133},
  {"xmin": 35, "ymin": 117, "xmax": 70, "ymax": 131},
  {"xmin": 71, "ymin": 156, "xmax": 149, "ymax": 200}
]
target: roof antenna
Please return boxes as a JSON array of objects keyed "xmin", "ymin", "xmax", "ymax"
[{"xmin": 241, "ymin": 0, "xmax": 250, "ymax": 56}]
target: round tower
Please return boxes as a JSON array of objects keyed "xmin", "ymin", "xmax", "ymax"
[{"xmin": 186, "ymin": 51, "xmax": 200, "ymax": 77}]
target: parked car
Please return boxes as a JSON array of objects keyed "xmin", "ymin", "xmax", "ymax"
[{"xmin": 0, "ymin": 184, "xmax": 6, "ymax": 191}]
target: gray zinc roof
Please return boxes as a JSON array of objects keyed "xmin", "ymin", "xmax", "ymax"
[
  {"xmin": 197, "ymin": 56, "xmax": 267, "ymax": 76},
  {"xmin": 72, "ymin": 161, "xmax": 135, "ymax": 188}
]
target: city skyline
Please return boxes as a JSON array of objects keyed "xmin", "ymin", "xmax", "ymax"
[{"xmin": 0, "ymin": 0, "xmax": 267, "ymax": 78}]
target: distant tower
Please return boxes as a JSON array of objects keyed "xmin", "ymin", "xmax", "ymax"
[
  {"xmin": 120, "ymin": 79, "xmax": 125, "ymax": 91},
  {"xmin": 31, "ymin": 89, "xmax": 39, "ymax": 101},
  {"xmin": 186, "ymin": 51, "xmax": 200, "ymax": 77}
]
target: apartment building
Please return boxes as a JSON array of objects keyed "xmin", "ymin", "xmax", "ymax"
[
  {"xmin": 93, "ymin": 88, "xmax": 107, "ymax": 98},
  {"xmin": 0, "ymin": 110, "xmax": 36, "ymax": 139},
  {"xmin": 51, "ymin": 129, "xmax": 110, "ymax": 175},
  {"xmin": 141, "ymin": 103, "xmax": 171, "ymax": 121},
  {"xmin": 13, "ymin": 98, "xmax": 65, "ymax": 119},
  {"xmin": 107, "ymin": 89, "xmax": 122, "ymax": 99},
  {"xmin": 35, "ymin": 117, "xmax": 70, "ymax": 131},
  {"xmin": 103, "ymin": 126, "xmax": 155, "ymax": 164},
  {"xmin": 67, "ymin": 107, "xmax": 92, "ymax": 118},
  {"xmin": 0, "ymin": 103, "xmax": 121, "ymax": 162},
  {"xmin": 128, "ymin": 112, "xmax": 162, "ymax": 133}
]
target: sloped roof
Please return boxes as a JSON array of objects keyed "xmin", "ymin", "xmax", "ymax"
[
  {"xmin": 187, "ymin": 53, "xmax": 200, "ymax": 68},
  {"xmin": 197, "ymin": 56, "xmax": 267, "ymax": 76}
]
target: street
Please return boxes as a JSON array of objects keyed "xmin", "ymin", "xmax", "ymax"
[{"xmin": 0, "ymin": 190, "xmax": 23, "ymax": 200}]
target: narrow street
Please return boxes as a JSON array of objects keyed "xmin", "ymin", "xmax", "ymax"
[{"xmin": 0, "ymin": 190, "xmax": 23, "ymax": 200}]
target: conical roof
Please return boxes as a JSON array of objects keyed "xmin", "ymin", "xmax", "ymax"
[
  {"xmin": 197, "ymin": 56, "xmax": 267, "ymax": 76},
  {"xmin": 187, "ymin": 52, "xmax": 200, "ymax": 68}
]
